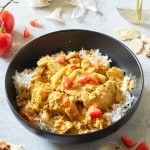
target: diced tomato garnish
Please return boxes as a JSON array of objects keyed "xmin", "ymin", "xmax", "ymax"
[
  {"xmin": 136, "ymin": 141, "xmax": 149, "ymax": 150},
  {"xmin": 23, "ymin": 27, "xmax": 31, "ymax": 38},
  {"xmin": 54, "ymin": 53, "xmax": 66, "ymax": 65},
  {"xmin": 30, "ymin": 19, "xmax": 39, "ymax": 27},
  {"xmin": 76, "ymin": 73, "xmax": 99, "ymax": 85},
  {"xmin": 88, "ymin": 105, "xmax": 102, "ymax": 119},
  {"xmin": 121, "ymin": 135, "xmax": 137, "ymax": 148},
  {"xmin": 62, "ymin": 76, "xmax": 74, "ymax": 90}
]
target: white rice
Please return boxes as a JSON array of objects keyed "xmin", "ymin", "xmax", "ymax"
[
  {"xmin": 79, "ymin": 48, "xmax": 112, "ymax": 67},
  {"xmin": 12, "ymin": 69, "xmax": 35, "ymax": 93},
  {"xmin": 109, "ymin": 91, "xmax": 134, "ymax": 122}
]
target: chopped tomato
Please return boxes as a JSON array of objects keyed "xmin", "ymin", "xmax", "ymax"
[
  {"xmin": 121, "ymin": 135, "xmax": 137, "ymax": 148},
  {"xmin": 54, "ymin": 53, "xmax": 66, "ymax": 65},
  {"xmin": 88, "ymin": 105, "xmax": 102, "ymax": 119},
  {"xmin": 76, "ymin": 73, "xmax": 99, "ymax": 85},
  {"xmin": 136, "ymin": 141, "xmax": 149, "ymax": 150},
  {"xmin": 30, "ymin": 19, "xmax": 39, "ymax": 27},
  {"xmin": 23, "ymin": 27, "xmax": 31, "ymax": 38},
  {"xmin": 62, "ymin": 76, "xmax": 74, "ymax": 90}
]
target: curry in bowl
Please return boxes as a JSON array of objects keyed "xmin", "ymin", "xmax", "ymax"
[{"xmin": 13, "ymin": 49, "xmax": 135, "ymax": 135}]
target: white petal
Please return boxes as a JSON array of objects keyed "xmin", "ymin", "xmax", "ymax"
[
  {"xmin": 44, "ymin": 7, "xmax": 65, "ymax": 23},
  {"xmin": 71, "ymin": 6, "xmax": 86, "ymax": 19},
  {"xmin": 82, "ymin": 0, "xmax": 98, "ymax": 12},
  {"xmin": 65, "ymin": 0, "xmax": 83, "ymax": 8},
  {"xmin": 28, "ymin": 0, "xmax": 49, "ymax": 7}
]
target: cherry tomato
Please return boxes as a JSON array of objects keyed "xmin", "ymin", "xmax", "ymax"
[
  {"xmin": 0, "ymin": 32, "xmax": 13, "ymax": 56},
  {"xmin": 62, "ymin": 76, "xmax": 74, "ymax": 90},
  {"xmin": 0, "ymin": 10, "xmax": 15, "ymax": 33},
  {"xmin": 88, "ymin": 105, "xmax": 102, "ymax": 119}
]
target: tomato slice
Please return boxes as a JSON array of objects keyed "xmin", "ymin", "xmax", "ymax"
[
  {"xmin": 23, "ymin": 27, "xmax": 31, "ymax": 38},
  {"xmin": 62, "ymin": 76, "xmax": 74, "ymax": 90},
  {"xmin": 88, "ymin": 105, "xmax": 102, "ymax": 119}
]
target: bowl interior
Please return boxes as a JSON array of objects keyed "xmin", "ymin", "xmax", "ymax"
[{"xmin": 5, "ymin": 30, "xmax": 144, "ymax": 143}]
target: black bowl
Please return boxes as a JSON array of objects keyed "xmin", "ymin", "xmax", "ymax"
[{"xmin": 5, "ymin": 29, "xmax": 144, "ymax": 144}]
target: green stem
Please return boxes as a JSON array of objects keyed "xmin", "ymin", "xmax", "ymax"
[
  {"xmin": 136, "ymin": 0, "xmax": 143, "ymax": 23},
  {"xmin": 0, "ymin": 0, "xmax": 18, "ymax": 13}
]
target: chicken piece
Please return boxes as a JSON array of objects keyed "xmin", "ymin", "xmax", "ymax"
[
  {"xmin": 68, "ymin": 69, "xmax": 83, "ymax": 80},
  {"xmin": 79, "ymin": 90, "xmax": 91, "ymax": 107},
  {"xmin": 29, "ymin": 82, "xmax": 52, "ymax": 110},
  {"xmin": 48, "ymin": 91, "xmax": 79, "ymax": 120},
  {"xmin": 106, "ymin": 67, "xmax": 124, "ymax": 81},
  {"xmin": 115, "ymin": 85, "xmax": 124, "ymax": 102},
  {"xmin": 60, "ymin": 98, "xmax": 79, "ymax": 120},
  {"xmin": 48, "ymin": 91, "xmax": 63, "ymax": 111},
  {"xmin": 51, "ymin": 116, "xmax": 73, "ymax": 134},
  {"xmin": 31, "ymin": 66, "xmax": 51, "ymax": 83},
  {"xmin": 36, "ymin": 56, "xmax": 63, "ymax": 82},
  {"xmin": 40, "ymin": 56, "xmax": 63, "ymax": 77},
  {"xmin": 66, "ymin": 51, "xmax": 80, "ymax": 60},
  {"xmin": 81, "ymin": 59, "xmax": 93, "ymax": 70},
  {"xmin": 51, "ymin": 66, "xmax": 68, "ymax": 88},
  {"xmin": 89, "ymin": 80, "xmax": 124, "ymax": 111},
  {"xmin": 97, "ymin": 80, "xmax": 116, "ymax": 110},
  {"xmin": 37, "ymin": 55, "xmax": 50, "ymax": 66}
]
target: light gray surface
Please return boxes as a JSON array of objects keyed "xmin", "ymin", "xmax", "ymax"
[{"xmin": 0, "ymin": 0, "xmax": 150, "ymax": 149}]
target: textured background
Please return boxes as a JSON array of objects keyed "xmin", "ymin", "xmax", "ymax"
[{"xmin": 0, "ymin": 0, "xmax": 150, "ymax": 149}]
